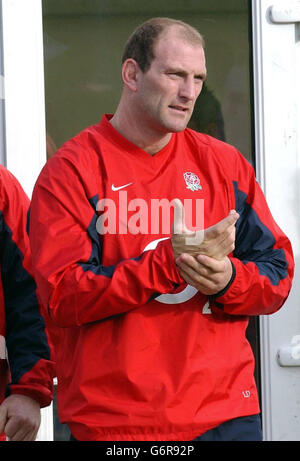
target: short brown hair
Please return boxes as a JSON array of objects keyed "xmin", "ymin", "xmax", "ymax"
[{"xmin": 122, "ymin": 17, "xmax": 205, "ymax": 72}]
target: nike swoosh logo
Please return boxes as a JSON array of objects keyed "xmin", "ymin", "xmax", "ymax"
[{"xmin": 111, "ymin": 182, "xmax": 133, "ymax": 191}]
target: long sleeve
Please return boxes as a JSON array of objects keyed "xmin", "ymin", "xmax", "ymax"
[
  {"xmin": 210, "ymin": 150, "xmax": 294, "ymax": 316},
  {"xmin": 0, "ymin": 167, "xmax": 54, "ymax": 407},
  {"xmin": 29, "ymin": 154, "xmax": 183, "ymax": 328}
]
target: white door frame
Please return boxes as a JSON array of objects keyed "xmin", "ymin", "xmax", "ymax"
[
  {"xmin": 1, "ymin": 0, "xmax": 53, "ymax": 441},
  {"xmin": 252, "ymin": 0, "xmax": 300, "ymax": 441},
  {"xmin": 1, "ymin": 0, "xmax": 300, "ymax": 441},
  {"xmin": 1, "ymin": 0, "xmax": 47, "ymax": 197}
]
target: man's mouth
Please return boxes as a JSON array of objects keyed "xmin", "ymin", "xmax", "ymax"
[{"xmin": 169, "ymin": 105, "xmax": 189, "ymax": 112}]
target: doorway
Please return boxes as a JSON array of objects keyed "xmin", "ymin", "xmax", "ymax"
[{"xmin": 41, "ymin": 0, "xmax": 258, "ymax": 440}]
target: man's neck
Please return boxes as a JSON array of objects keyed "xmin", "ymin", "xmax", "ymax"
[{"xmin": 110, "ymin": 111, "xmax": 172, "ymax": 156}]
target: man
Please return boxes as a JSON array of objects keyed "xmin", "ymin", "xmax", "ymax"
[
  {"xmin": 0, "ymin": 165, "xmax": 54, "ymax": 441},
  {"xmin": 29, "ymin": 18, "xmax": 294, "ymax": 441}
]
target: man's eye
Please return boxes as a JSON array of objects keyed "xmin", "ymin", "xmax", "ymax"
[{"xmin": 168, "ymin": 72, "xmax": 182, "ymax": 78}]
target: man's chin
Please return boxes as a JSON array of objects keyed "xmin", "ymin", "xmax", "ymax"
[
  {"xmin": 169, "ymin": 122, "xmax": 189, "ymax": 133},
  {"xmin": 163, "ymin": 118, "xmax": 190, "ymax": 133}
]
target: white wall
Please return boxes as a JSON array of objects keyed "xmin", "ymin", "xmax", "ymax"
[
  {"xmin": 252, "ymin": 0, "xmax": 300, "ymax": 441},
  {"xmin": 1, "ymin": 0, "xmax": 52, "ymax": 441},
  {"xmin": 1, "ymin": 0, "xmax": 47, "ymax": 197}
]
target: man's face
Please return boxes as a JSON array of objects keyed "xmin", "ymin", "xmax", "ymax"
[{"xmin": 135, "ymin": 29, "xmax": 207, "ymax": 135}]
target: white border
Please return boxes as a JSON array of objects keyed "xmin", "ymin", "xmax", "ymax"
[{"xmin": 1, "ymin": 0, "xmax": 299, "ymax": 442}]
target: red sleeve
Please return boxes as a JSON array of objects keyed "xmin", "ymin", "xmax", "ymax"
[
  {"xmin": 29, "ymin": 156, "xmax": 183, "ymax": 328},
  {"xmin": 0, "ymin": 166, "xmax": 54, "ymax": 407},
  {"xmin": 210, "ymin": 150, "xmax": 294, "ymax": 316}
]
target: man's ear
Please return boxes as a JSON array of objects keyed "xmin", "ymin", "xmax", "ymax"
[{"xmin": 121, "ymin": 59, "xmax": 140, "ymax": 92}]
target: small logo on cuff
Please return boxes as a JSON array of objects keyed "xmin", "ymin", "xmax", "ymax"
[{"xmin": 242, "ymin": 390, "xmax": 251, "ymax": 398}]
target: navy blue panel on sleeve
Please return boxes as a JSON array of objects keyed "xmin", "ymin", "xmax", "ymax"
[
  {"xmin": 77, "ymin": 196, "xmax": 172, "ymax": 306},
  {"xmin": 0, "ymin": 212, "xmax": 51, "ymax": 384},
  {"xmin": 233, "ymin": 181, "xmax": 288, "ymax": 286},
  {"xmin": 77, "ymin": 195, "xmax": 116, "ymax": 278}
]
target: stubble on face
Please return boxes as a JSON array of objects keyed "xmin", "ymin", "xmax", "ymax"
[
  {"xmin": 136, "ymin": 28, "xmax": 207, "ymax": 136},
  {"xmin": 111, "ymin": 26, "xmax": 207, "ymax": 154}
]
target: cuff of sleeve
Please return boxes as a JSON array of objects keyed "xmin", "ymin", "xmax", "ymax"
[
  {"xmin": 6, "ymin": 383, "xmax": 53, "ymax": 408},
  {"xmin": 210, "ymin": 259, "xmax": 236, "ymax": 300},
  {"xmin": 6, "ymin": 359, "xmax": 55, "ymax": 408},
  {"xmin": 157, "ymin": 238, "xmax": 185, "ymax": 286}
]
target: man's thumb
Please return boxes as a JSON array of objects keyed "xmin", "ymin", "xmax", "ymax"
[{"xmin": 172, "ymin": 198, "xmax": 185, "ymax": 234}]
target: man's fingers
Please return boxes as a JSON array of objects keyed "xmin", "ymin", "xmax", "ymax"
[
  {"xmin": 172, "ymin": 209, "xmax": 239, "ymax": 260},
  {"xmin": 0, "ymin": 405, "xmax": 8, "ymax": 434},
  {"xmin": 0, "ymin": 395, "xmax": 41, "ymax": 441},
  {"xmin": 177, "ymin": 254, "xmax": 222, "ymax": 278},
  {"xmin": 176, "ymin": 254, "xmax": 233, "ymax": 295},
  {"xmin": 172, "ymin": 199, "xmax": 195, "ymax": 235},
  {"xmin": 176, "ymin": 253, "xmax": 199, "ymax": 271},
  {"xmin": 205, "ymin": 228, "xmax": 236, "ymax": 260},
  {"xmin": 4, "ymin": 415, "xmax": 39, "ymax": 441},
  {"xmin": 173, "ymin": 228, "xmax": 235, "ymax": 260},
  {"xmin": 196, "ymin": 254, "xmax": 224, "ymax": 271},
  {"xmin": 7, "ymin": 425, "xmax": 37, "ymax": 442},
  {"xmin": 176, "ymin": 259, "xmax": 222, "ymax": 295},
  {"xmin": 205, "ymin": 210, "xmax": 239, "ymax": 240},
  {"xmin": 172, "ymin": 199, "xmax": 184, "ymax": 234}
]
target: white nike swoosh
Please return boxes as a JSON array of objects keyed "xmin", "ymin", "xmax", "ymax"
[{"xmin": 111, "ymin": 182, "xmax": 133, "ymax": 191}]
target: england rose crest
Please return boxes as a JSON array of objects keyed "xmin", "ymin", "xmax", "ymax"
[{"xmin": 183, "ymin": 172, "xmax": 202, "ymax": 191}]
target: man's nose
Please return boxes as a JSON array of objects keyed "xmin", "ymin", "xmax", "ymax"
[{"xmin": 179, "ymin": 77, "xmax": 197, "ymax": 101}]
